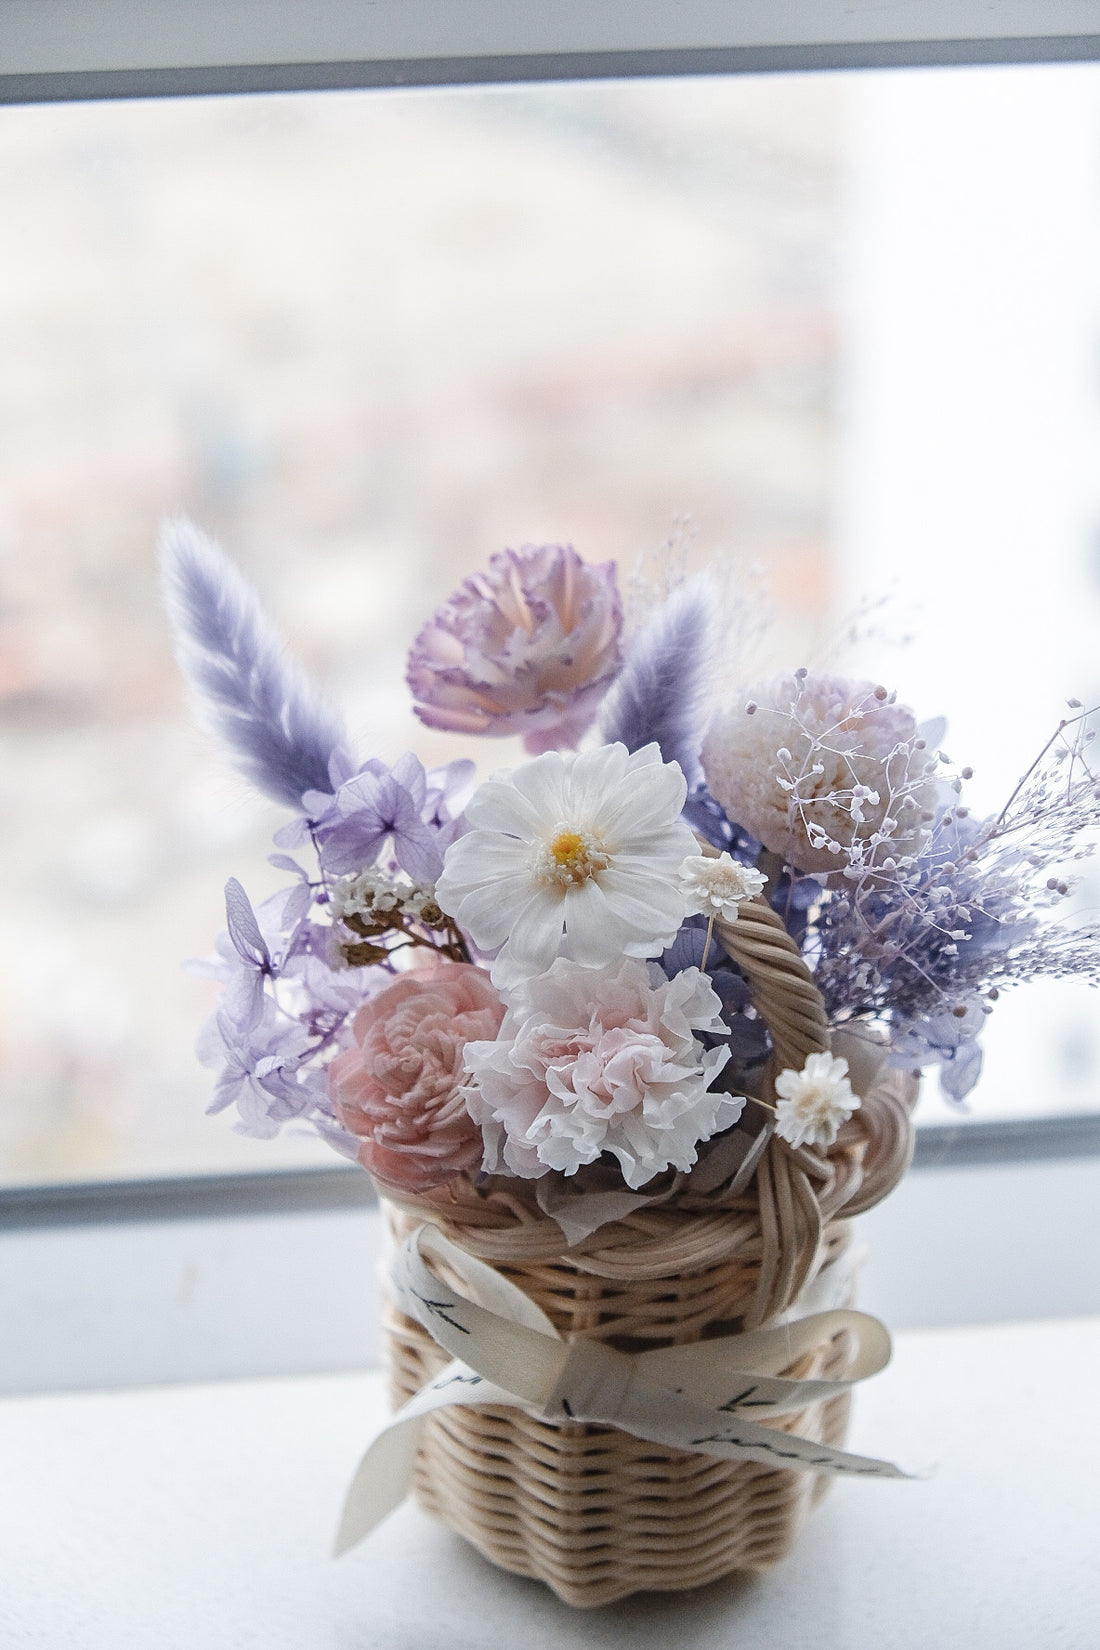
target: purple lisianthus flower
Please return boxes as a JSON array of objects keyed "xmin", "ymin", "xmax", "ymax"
[{"xmin": 407, "ymin": 544, "xmax": 623, "ymax": 754}]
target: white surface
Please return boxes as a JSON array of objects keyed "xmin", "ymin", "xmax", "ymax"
[
  {"xmin": 2, "ymin": 1316, "xmax": 1098, "ymax": 1648},
  {"xmin": 0, "ymin": 0, "xmax": 1097, "ymax": 77}
]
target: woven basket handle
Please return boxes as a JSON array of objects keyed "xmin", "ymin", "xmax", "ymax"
[
  {"xmin": 704, "ymin": 869, "xmax": 830, "ymax": 1086},
  {"xmin": 713, "ymin": 899, "xmax": 830, "ymax": 1080},
  {"xmin": 699, "ymin": 848, "xmax": 917, "ymax": 1270}
]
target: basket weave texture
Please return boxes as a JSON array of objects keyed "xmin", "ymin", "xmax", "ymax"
[{"xmin": 380, "ymin": 897, "xmax": 917, "ymax": 1607}]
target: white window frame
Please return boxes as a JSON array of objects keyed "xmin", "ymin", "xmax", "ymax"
[{"xmin": 2, "ymin": 1, "xmax": 1100, "ymax": 1390}]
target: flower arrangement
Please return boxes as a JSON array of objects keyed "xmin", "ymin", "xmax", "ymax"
[
  {"xmin": 166, "ymin": 521, "xmax": 1098, "ymax": 1183},
  {"xmin": 164, "ymin": 517, "xmax": 1100, "ymax": 1603}
]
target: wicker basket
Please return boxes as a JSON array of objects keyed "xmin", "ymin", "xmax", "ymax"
[{"xmin": 378, "ymin": 897, "xmax": 917, "ymax": 1607}]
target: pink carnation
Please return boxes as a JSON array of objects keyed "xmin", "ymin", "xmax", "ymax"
[
  {"xmin": 407, "ymin": 544, "xmax": 623, "ymax": 754},
  {"xmin": 461, "ymin": 957, "xmax": 740, "ymax": 1189},
  {"xmin": 329, "ymin": 963, "xmax": 504, "ymax": 1193}
]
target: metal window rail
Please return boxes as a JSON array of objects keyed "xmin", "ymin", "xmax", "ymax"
[
  {"xmin": 2, "ymin": 1, "xmax": 1100, "ymax": 105},
  {"xmin": 3, "ymin": 1114, "xmax": 1099, "ymax": 1230}
]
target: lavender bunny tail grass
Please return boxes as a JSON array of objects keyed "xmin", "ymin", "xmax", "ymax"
[
  {"xmin": 598, "ymin": 576, "xmax": 713, "ymax": 786},
  {"xmin": 160, "ymin": 517, "xmax": 346, "ymax": 810}
]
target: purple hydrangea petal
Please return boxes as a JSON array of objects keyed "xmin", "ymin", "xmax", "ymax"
[
  {"xmin": 939, "ymin": 1037, "xmax": 984, "ymax": 1102},
  {"xmin": 223, "ymin": 877, "xmax": 271, "ymax": 970},
  {"xmin": 312, "ymin": 753, "xmax": 450, "ymax": 880},
  {"xmin": 220, "ymin": 962, "xmax": 268, "ymax": 1036}
]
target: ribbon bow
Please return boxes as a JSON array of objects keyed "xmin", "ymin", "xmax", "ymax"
[{"xmin": 335, "ymin": 1223, "xmax": 912, "ymax": 1555}]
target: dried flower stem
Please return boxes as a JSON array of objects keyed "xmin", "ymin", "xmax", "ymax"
[{"xmin": 699, "ymin": 913, "xmax": 716, "ymax": 972}]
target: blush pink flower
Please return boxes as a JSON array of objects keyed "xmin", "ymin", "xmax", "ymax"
[
  {"xmin": 407, "ymin": 544, "xmax": 623, "ymax": 754},
  {"xmin": 461, "ymin": 957, "xmax": 741, "ymax": 1189},
  {"xmin": 329, "ymin": 963, "xmax": 504, "ymax": 1193}
]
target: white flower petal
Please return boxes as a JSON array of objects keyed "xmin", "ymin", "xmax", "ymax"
[
  {"xmin": 464, "ymin": 779, "xmax": 543, "ymax": 837},
  {"xmin": 438, "ymin": 742, "xmax": 696, "ymax": 987},
  {"xmin": 561, "ymin": 882, "xmax": 635, "ymax": 966},
  {"xmin": 448, "ymin": 875, "xmax": 533, "ymax": 947},
  {"xmin": 437, "ymin": 828, "xmax": 526, "ymax": 888},
  {"xmin": 507, "ymin": 751, "xmax": 571, "ymax": 817},
  {"xmin": 614, "ymin": 816, "xmax": 698, "ymax": 856},
  {"xmin": 596, "ymin": 866, "xmax": 688, "ymax": 935},
  {"xmin": 492, "ymin": 886, "xmax": 565, "ymax": 988},
  {"xmin": 564, "ymin": 741, "xmax": 629, "ymax": 813},
  {"xmin": 583, "ymin": 756, "xmax": 687, "ymax": 840}
]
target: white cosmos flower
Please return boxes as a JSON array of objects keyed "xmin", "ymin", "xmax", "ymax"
[
  {"xmin": 773, "ymin": 1051, "xmax": 859, "ymax": 1150},
  {"xmin": 435, "ymin": 742, "xmax": 696, "ymax": 991},
  {"xmin": 461, "ymin": 957, "xmax": 741, "ymax": 1187}
]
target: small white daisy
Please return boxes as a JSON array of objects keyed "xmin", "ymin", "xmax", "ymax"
[
  {"xmin": 679, "ymin": 852, "xmax": 767, "ymax": 922},
  {"xmin": 773, "ymin": 1051, "xmax": 859, "ymax": 1150}
]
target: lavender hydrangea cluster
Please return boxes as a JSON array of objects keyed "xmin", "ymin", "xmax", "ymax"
[
  {"xmin": 191, "ymin": 748, "xmax": 476, "ymax": 1156},
  {"xmin": 165, "ymin": 518, "xmax": 1100, "ymax": 1199}
]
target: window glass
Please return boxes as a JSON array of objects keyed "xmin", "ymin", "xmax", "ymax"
[{"xmin": 1, "ymin": 66, "xmax": 1096, "ymax": 1184}]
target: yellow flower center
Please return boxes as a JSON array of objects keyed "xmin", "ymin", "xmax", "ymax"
[
  {"xmin": 550, "ymin": 830, "xmax": 585, "ymax": 865},
  {"xmin": 540, "ymin": 828, "xmax": 609, "ymax": 888}
]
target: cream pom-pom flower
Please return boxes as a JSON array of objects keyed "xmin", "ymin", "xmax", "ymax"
[
  {"xmin": 679, "ymin": 852, "xmax": 768, "ymax": 922},
  {"xmin": 435, "ymin": 742, "xmax": 696, "ymax": 992},
  {"xmin": 701, "ymin": 672, "xmax": 937, "ymax": 876},
  {"xmin": 460, "ymin": 956, "xmax": 741, "ymax": 1187},
  {"xmin": 773, "ymin": 1051, "xmax": 859, "ymax": 1150}
]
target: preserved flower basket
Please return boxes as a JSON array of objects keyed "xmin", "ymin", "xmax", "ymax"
[
  {"xmin": 378, "ymin": 897, "xmax": 916, "ymax": 1606},
  {"xmin": 163, "ymin": 520, "xmax": 1099, "ymax": 1610}
]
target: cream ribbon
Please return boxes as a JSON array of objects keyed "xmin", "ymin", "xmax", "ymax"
[{"xmin": 334, "ymin": 1224, "xmax": 913, "ymax": 1556}]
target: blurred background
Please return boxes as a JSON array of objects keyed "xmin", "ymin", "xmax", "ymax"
[{"xmin": 2, "ymin": 64, "xmax": 1099, "ymax": 1185}]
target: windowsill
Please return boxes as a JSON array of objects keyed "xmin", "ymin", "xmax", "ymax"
[
  {"xmin": 5, "ymin": 1110, "xmax": 1099, "ymax": 1228},
  {"xmin": 3, "ymin": 1316, "xmax": 1097, "ymax": 1647}
]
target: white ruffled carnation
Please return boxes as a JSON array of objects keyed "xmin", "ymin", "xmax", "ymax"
[
  {"xmin": 679, "ymin": 852, "xmax": 767, "ymax": 921},
  {"xmin": 461, "ymin": 957, "xmax": 743, "ymax": 1189},
  {"xmin": 701, "ymin": 673, "xmax": 936, "ymax": 876},
  {"xmin": 773, "ymin": 1051, "xmax": 859, "ymax": 1150}
]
